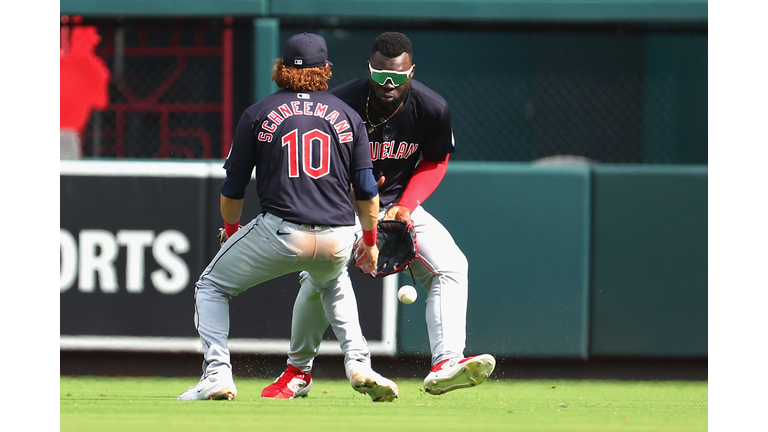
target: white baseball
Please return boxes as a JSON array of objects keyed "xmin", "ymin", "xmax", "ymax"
[{"xmin": 398, "ymin": 285, "xmax": 417, "ymax": 304}]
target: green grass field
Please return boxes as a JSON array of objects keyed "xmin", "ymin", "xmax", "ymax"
[{"xmin": 60, "ymin": 376, "xmax": 707, "ymax": 432}]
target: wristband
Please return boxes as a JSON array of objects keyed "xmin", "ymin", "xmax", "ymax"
[
  {"xmin": 362, "ymin": 228, "xmax": 377, "ymax": 247},
  {"xmin": 224, "ymin": 220, "xmax": 240, "ymax": 237}
]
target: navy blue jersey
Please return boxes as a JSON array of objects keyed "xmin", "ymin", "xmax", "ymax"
[
  {"xmin": 330, "ymin": 78, "xmax": 455, "ymax": 206},
  {"xmin": 224, "ymin": 89, "xmax": 372, "ymax": 226}
]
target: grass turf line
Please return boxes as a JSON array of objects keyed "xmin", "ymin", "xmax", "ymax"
[{"xmin": 61, "ymin": 376, "xmax": 707, "ymax": 432}]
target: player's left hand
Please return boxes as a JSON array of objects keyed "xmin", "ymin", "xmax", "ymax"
[
  {"xmin": 383, "ymin": 205, "xmax": 411, "ymax": 222},
  {"xmin": 217, "ymin": 224, "xmax": 243, "ymax": 247},
  {"xmin": 217, "ymin": 228, "xmax": 230, "ymax": 247}
]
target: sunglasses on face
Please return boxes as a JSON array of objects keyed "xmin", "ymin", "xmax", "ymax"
[{"xmin": 368, "ymin": 64, "xmax": 414, "ymax": 87}]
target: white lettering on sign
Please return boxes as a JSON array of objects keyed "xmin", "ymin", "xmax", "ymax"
[
  {"xmin": 79, "ymin": 230, "xmax": 119, "ymax": 293},
  {"xmin": 59, "ymin": 229, "xmax": 191, "ymax": 295},
  {"xmin": 60, "ymin": 229, "xmax": 78, "ymax": 292},
  {"xmin": 151, "ymin": 230, "xmax": 190, "ymax": 295},
  {"xmin": 117, "ymin": 230, "xmax": 155, "ymax": 293}
]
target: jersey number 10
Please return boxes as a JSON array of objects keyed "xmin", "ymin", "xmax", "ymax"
[{"xmin": 282, "ymin": 128, "xmax": 331, "ymax": 179}]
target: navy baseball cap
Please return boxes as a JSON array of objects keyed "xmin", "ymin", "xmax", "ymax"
[{"xmin": 283, "ymin": 32, "xmax": 332, "ymax": 68}]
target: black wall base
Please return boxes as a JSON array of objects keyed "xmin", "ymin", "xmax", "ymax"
[{"xmin": 60, "ymin": 351, "xmax": 707, "ymax": 381}]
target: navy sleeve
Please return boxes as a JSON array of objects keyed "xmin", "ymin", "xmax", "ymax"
[
  {"xmin": 421, "ymin": 103, "xmax": 455, "ymax": 161},
  {"xmin": 352, "ymin": 168, "xmax": 378, "ymax": 201},
  {"xmin": 223, "ymin": 110, "xmax": 258, "ymax": 179},
  {"xmin": 221, "ymin": 170, "xmax": 251, "ymax": 200}
]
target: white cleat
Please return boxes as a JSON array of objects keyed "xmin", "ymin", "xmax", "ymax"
[
  {"xmin": 423, "ymin": 354, "xmax": 496, "ymax": 395},
  {"xmin": 177, "ymin": 371, "xmax": 237, "ymax": 401},
  {"xmin": 350, "ymin": 370, "xmax": 399, "ymax": 402}
]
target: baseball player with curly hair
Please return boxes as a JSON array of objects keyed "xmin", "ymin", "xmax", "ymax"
[
  {"xmin": 178, "ymin": 32, "xmax": 398, "ymax": 402},
  {"xmin": 262, "ymin": 31, "xmax": 496, "ymax": 399}
]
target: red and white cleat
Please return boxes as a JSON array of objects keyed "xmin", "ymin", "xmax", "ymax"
[
  {"xmin": 423, "ymin": 354, "xmax": 496, "ymax": 395},
  {"xmin": 261, "ymin": 365, "xmax": 313, "ymax": 399}
]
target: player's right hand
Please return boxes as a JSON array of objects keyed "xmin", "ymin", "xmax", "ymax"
[
  {"xmin": 383, "ymin": 205, "xmax": 411, "ymax": 222},
  {"xmin": 355, "ymin": 242, "xmax": 379, "ymax": 274}
]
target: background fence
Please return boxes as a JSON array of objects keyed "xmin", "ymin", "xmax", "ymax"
[
  {"xmin": 61, "ymin": 18, "xmax": 233, "ymax": 159},
  {"xmin": 60, "ymin": 0, "xmax": 707, "ymax": 164}
]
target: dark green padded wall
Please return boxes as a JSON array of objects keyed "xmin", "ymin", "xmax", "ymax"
[
  {"xmin": 589, "ymin": 165, "xmax": 707, "ymax": 357},
  {"xmin": 397, "ymin": 162, "xmax": 592, "ymax": 358}
]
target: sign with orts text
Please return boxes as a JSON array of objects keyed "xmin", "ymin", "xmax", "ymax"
[{"xmin": 60, "ymin": 161, "xmax": 397, "ymax": 355}]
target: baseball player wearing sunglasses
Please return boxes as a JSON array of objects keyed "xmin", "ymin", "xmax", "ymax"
[{"xmin": 263, "ymin": 32, "xmax": 496, "ymax": 400}]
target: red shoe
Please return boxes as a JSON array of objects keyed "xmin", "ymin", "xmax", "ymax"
[
  {"xmin": 423, "ymin": 354, "xmax": 496, "ymax": 395},
  {"xmin": 261, "ymin": 365, "xmax": 313, "ymax": 399}
]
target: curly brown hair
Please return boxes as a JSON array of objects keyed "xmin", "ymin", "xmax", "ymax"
[{"xmin": 272, "ymin": 59, "xmax": 332, "ymax": 92}]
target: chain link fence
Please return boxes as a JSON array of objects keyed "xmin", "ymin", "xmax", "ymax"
[
  {"xmin": 313, "ymin": 27, "xmax": 707, "ymax": 164},
  {"xmin": 61, "ymin": 18, "xmax": 232, "ymax": 159},
  {"xmin": 61, "ymin": 19, "xmax": 707, "ymax": 164}
]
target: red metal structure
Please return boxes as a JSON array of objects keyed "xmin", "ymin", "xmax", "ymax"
[{"xmin": 62, "ymin": 17, "xmax": 233, "ymax": 159}]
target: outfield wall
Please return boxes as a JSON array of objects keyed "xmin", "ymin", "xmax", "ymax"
[
  {"xmin": 60, "ymin": 160, "xmax": 707, "ymax": 360},
  {"xmin": 398, "ymin": 162, "xmax": 707, "ymax": 359},
  {"xmin": 59, "ymin": 161, "xmax": 398, "ymax": 356},
  {"xmin": 589, "ymin": 165, "xmax": 707, "ymax": 357}
]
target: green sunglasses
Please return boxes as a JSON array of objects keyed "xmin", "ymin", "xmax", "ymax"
[{"xmin": 368, "ymin": 64, "xmax": 414, "ymax": 87}]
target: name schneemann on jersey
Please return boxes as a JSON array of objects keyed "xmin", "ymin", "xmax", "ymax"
[{"xmin": 257, "ymin": 100, "xmax": 353, "ymax": 144}]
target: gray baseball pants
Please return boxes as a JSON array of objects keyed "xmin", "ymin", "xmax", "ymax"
[
  {"xmin": 288, "ymin": 205, "xmax": 469, "ymax": 370},
  {"xmin": 193, "ymin": 212, "xmax": 372, "ymax": 378}
]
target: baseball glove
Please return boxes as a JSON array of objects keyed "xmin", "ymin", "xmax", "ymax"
[
  {"xmin": 217, "ymin": 228, "xmax": 230, "ymax": 247},
  {"xmin": 372, "ymin": 219, "xmax": 418, "ymax": 277},
  {"xmin": 217, "ymin": 225, "xmax": 243, "ymax": 247}
]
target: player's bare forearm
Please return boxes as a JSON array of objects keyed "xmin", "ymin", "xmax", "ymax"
[
  {"xmin": 355, "ymin": 195, "xmax": 380, "ymax": 273},
  {"xmin": 355, "ymin": 194, "xmax": 380, "ymax": 231},
  {"xmin": 220, "ymin": 195, "xmax": 244, "ymax": 224}
]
